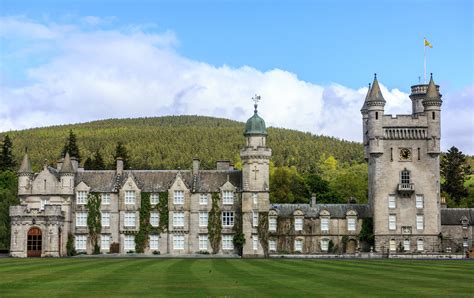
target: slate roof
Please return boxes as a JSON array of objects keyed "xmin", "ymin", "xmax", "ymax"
[
  {"xmin": 19, "ymin": 153, "xmax": 33, "ymax": 174},
  {"xmin": 270, "ymin": 203, "xmax": 371, "ymax": 219},
  {"xmin": 441, "ymin": 208, "xmax": 474, "ymax": 225}
]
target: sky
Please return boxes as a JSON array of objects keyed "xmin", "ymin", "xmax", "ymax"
[{"xmin": 1, "ymin": 0, "xmax": 473, "ymax": 153}]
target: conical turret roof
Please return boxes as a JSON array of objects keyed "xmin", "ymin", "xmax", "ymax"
[
  {"xmin": 366, "ymin": 74, "xmax": 386, "ymax": 104},
  {"xmin": 360, "ymin": 83, "xmax": 371, "ymax": 113},
  {"xmin": 59, "ymin": 152, "xmax": 75, "ymax": 174},
  {"xmin": 19, "ymin": 153, "xmax": 32, "ymax": 174},
  {"xmin": 423, "ymin": 73, "xmax": 442, "ymax": 105}
]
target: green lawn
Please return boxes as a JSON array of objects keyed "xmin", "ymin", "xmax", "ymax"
[{"xmin": 0, "ymin": 258, "xmax": 473, "ymax": 297}]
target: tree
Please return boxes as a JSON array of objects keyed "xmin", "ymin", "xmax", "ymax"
[
  {"xmin": 84, "ymin": 150, "xmax": 106, "ymax": 170},
  {"xmin": 441, "ymin": 146, "xmax": 471, "ymax": 205},
  {"xmin": 0, "ymin": 135, "xmax": 15, "ymax": 171},
  {"xmin": 114, "ymin": 142, "xmax": 129, "ymax": 169},
  {"xmin": 270, "ymin": 166, "xmax": 310, "ymax": 204},
  {"xmin": 86, "ymin": 193, "xmax": 101, "ymax": 254},
  {"xmin": 0, "ymin": 171, "xmax": 19, "ymax": 250},
  {"xmin": 62, "ymin": 130, "xmax": 81, "ymax": 162}
]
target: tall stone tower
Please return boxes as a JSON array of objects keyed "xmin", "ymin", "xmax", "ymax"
[
  {"xmin": 240, "ymin": 97, "xmax": 272, "ymax": 257},
  {"xmin": 362, "ymin": 74, "xmax": 442, "ymax": 253}
]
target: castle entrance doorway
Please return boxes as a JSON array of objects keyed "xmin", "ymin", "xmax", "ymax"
[
  {"xmin": 27, "ymin": 227, "xmax": 42, "ymax": 257},
  {"xmin": 346, "ymin": 239, "xmax": 357, "ymax": 254}
]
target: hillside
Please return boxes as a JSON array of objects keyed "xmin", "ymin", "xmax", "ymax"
[{"xmin": 0, "ymin": 116, "xmax": 364, "ymax": 172}]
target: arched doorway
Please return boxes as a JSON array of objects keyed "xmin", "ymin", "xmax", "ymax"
[
  {"xmin": 346, "ymin": 239, "xmax": 357, "ymax": 254},
  {"xmin": 27, "ymin": 227, "xmax": 42, "ymax": 257}
]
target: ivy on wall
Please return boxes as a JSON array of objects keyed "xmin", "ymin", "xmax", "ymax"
[
  {"xmin": 66, "ymin": 233, "xmax": 76, "ymax": 256},
  {"xmin": 135, "ymin": 192, "xmax": 151, "ymax": 253},
  {"xmin": 86, "ymin": 192, "xmax": 102, "ymax": 254},
  {"xmin": 258, "ymin": 212, "xmax": 269, "ymax": 257},
  {"xmin": 232, "ymin": 195, "xmax": 245, "ymax": 256},
  {"xmin": 208, "ymin": 192, "xmax": 222, "ymax": 254},
  {"xmin": 157, "ymin": 192, "xmax": 169, "ymax": 233}
]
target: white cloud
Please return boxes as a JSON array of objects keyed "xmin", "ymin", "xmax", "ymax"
[{"xmin": 0, "ymin": 16, "xmax": 472, "ymax": 154}]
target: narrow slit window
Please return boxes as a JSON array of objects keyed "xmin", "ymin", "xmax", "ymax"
[
  {"xmin": 375, "ymin": 112, "xmax": 379, "ymax": 120},
  {"xmin": 417, "ymin": 148, "xmax": 420, "ymax": 160},
  {"xmin": 432, "ymin": 112, "xmax": 435, "ymax": 120}
]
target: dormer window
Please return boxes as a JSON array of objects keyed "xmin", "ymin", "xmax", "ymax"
[
  {"xmin": 295, "ymin": 218, "xmax": 303, "ymax": 231},
  {"xmin": 150, "ymin": 194, "xmax": 159, "ymax": 205},
  {"xmin": 173, "ymin": 190, "xmax": 184, "ymax": 205},
  {"xmin": 125, "ymin": 190, "xmax": 136, "ymax": 205},
  {"xmin": 76, "ymin": 191, "xmax": 88, "ymax": 205},
  {"xmin": 223, "ymin": 191, "xmax": 234, "ymax": 205},
  {"xmin": 321, "ymin": 218, "xmax": 329, "ymax": 232}
]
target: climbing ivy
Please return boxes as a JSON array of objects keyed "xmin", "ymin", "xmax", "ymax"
[
  {"xmin": 258, "ymin": 212, "xmax": 269, "ymax": 257},
  {"xmin": 208, "ymin": 193, "xmax": 222, "ymax": 254},
  {"xmin": 66, "ymin": 233, "xmax": 76, "ymax": 256},
  {"xmin": 157, "ymin": 192, "xmax": 169, "ymax": 233},
  {"xmin": 86, "ymin": 192, "xmax": 102, "ymax": 254},
  {"xmin": 232, "ymin": 197, "xmax": 245, "ymax": 256},
  {"xmin": 135, "ymin": 192, "xmax": 151, "ymax": 253}
]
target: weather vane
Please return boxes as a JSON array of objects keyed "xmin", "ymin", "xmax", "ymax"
[{"xmin": 252, "ymin": 94, "xmax": 261, "ymax": 112}]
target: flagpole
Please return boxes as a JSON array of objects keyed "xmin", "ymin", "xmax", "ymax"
[{"xmin": 424, "ymin": 38, "xmax": 427, "ymax": 84}]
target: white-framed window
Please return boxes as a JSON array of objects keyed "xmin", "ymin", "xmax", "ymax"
[
  {"xmin": 321, "ymin": 218, "xmax": 329, "ymax": 232},
  {"xmin": 223, "ymin": 191, "xmax": 234, "ymax": 205},
  {"xmin": 101, "ymin": 235, "xmax": 110, "ymax": 251},
  {"xmin": 253, "ymin": 212, "xmax": 259, "ymax": 227},
  {"xmin": 463, "ymin": 238, "xmax": 469, "ymax": 247},
  {"xmin": 295, "ymin": 217, "xmax": 303, "ymax": 231},
  {"xmin": 222, "ymin": 235, "xmax": 234, "ymax": 250},
  {"xmin": 173, "ymin": 212, "xmax": 184, "ymax": 227},
  {"xmin": 389, "ymin": 239, "xmax": 396, "ymax": 251},
  {"xmin": 124, "ymin": 212, "xmax": 136, "ymax": 227},
  {"xmin": 101, "ymin": 212, "xmax": 110, "ymax": 227},
  {"xmin": 40, "ymin": 198, "xmax": 48, "ymax": 211},
  {"xmin": 417, "ymin": 239, "xmax": 424, "ymax": 251},
  {"xmin": 150, "ymin": 194, "xmax": 159, "ymax": 205},
  {"xmin": 269, "ymin": 217, "xmax": 277, "ymax": 232},
  {"xmin": 199, "ymin": 212, "xmax": 208, "ymax": 227},
  {"xmin": 75, "ymin": 235, "xmax": 87, "ymax": 250},
  {"xmin": 150, "ymin": 212, "xmax": 159, "ymax": 227},
  {"xmin": 401, "ymin": 170, "xmax": 410, "ymax": 185},
  {"xmin": 403, "ymin": 239, "xmax": 410, "ymax": 252},
  {"xmin": 124, "ymin": 235, "xmax": 135, "ymax": 251},
  {"xmin": 347, "ymin": 218, "xmax": 356, "ymax": 231},
  {"xmin": 269, "ymin": 239, "xmax": 276, "ymax": 252},
  {"xmin": 149, "ymin": 235, "xmax": 159, "ymax": 250},
  {"xmin": 199, "ymin": 234, "xmax": 208, "ymax": 250},
  {"xmin": 173, "ymin": 235, "xmax": 184, "ymax": 250},
  {"xmin": 174, "ymin": 190, "xmax": 184, "ymax": 205},
  {"xmin": 125, "ymin": 190, "xmax": 136, "ymax": 205},
  {"xmin": 295, "ymin": 239, "xmax": 303, "ymax": 252},
  {"xmin": 199, "ymin": 194, "xmax": 208, "ymax": 205},
  {"xmin": 416, "ymin": 195, "xmax": 424, "ymax": 209},
  {"xmin": 252, "ymin": 193, "xmax": 258, "ymax": 208},
  {"xmin": 76, "ymin": 191, "xmax": 88, "ymax": 205},
  {"xmin": 253, "ymin": 235, "xmax": 259, "ymax": 250},
  {"xmin": 320, "ymin": 239, "xmax": 329, "ymax": 252},
  {"xmin": 76, "ymin": 212, "xmax": 88, "ymax": 227},
  {"xmin": 389, "ymin": 215, "xmax": 396, "ymax": 230},
  {"xmin": 388, "ymin": 195, "xmax": 396, "ymax": 209},
  {"xmin": 101, "ymin": 193, "xmax": 111, "ymax": 205},
  {"xmin": 222, "ymin": 211, "xmax": 234, "ymax": 227},
  {"xmin": 416, "ymin": 215, "xmax": 424, "ymax": 230}
]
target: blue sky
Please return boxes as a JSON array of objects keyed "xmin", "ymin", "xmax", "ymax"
[{"xmin": 1, "ymin": 0, "xmax": 473, "ymax": 152}]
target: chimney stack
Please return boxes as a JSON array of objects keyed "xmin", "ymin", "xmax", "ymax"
[
  {"xmin": 116, "ymin": 157, "xmax": 124, "ymax": 175},
  {"xmin": 193, "ymin": 158, "xmax": 200, "ymax": 175},
  {"xmin": 311, "ymin": 193, "xmax": 317, "ymax": 207}
]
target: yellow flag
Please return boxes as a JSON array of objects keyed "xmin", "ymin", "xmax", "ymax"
[{"xmin": 424, "ymin": 38, "xmax": 433, "ymax": 48}]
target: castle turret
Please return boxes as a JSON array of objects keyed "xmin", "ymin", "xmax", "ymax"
[
  {"xmin": 366, "ymin": 74, "xmax": 385, "ymax": 155},
  {"xmin": 423, "ymin": 74, "xmax": 442, "ymax": 155},
  {"xmin": 361, "ymin": 83, "xmax": 371, "ymax": 160},
  {"xmin": 18, "ymin": 152, "xmax": 33, "ymax": 195},
  {"xmin": 240, "ymin": 96, "xmax": 272, "ymax": 257},
  {"xmin": 59, "ymin": 152, "xmax": 75, "ymax": 194}
]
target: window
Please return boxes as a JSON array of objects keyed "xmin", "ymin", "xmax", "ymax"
[
  {"xmin": 347, "ymin": 218, "xmax": 356, "ymax": 231},
  {"xmin": 150, "ymin": 212, "xmax": 159, "ymax": 227},
  {"xmin": 124, "ymin": 212, "xmax": 136, "ymax": 227},
  {"xmin": 295, "ymin": 218, "xmax": 303, "ymax": 231},
  {"xmin": 253, "ymin": 236, "xmax": 259, "ymax": 250},
  {"xmin": 463, "ymin": 238, "xmax": 469, "ymax": 248},
  {"xmin": 403, "ymin": 239, "xmax": 410, "ymax": 252},
  {"xmin": 174, "ymin": 190, "xmax": 184, "ymax": 204},
  {"xmin": 388, "ymin": 195, "xmax": 396, "ymax": 209},
  {"xmin": 389, "ymin": 239, "xmax": 396, "ymax": 251},
  {"xmin": 124, "ymin": 235, "xmax": 135, "ymax": 251},
  {"xmin": 101, "ymin": 212, "xmax": 110, "ymax": 227},
  {"xmin": 389, "ymin": 215, "xmax": 396, "ymax": 230},
  {"xmin": 375, "ymin": 111, "xmax": 379, "ymax": 120},
  {"xmin": 77, "ymin": 191, "xmax": 88, "ymax": 205},
  {"xmin": 417, "ymin": 239, "xmax": 424, "ymax": 251},
  {"xmin": 269, "ymin": 239, "xmax": 276, "ymax": 252},
  {"xmin": 173, "ymin": 235, "xmax": 184, "ymax": 250},
  {"xmin": 321, "ymin": 218, "xmax": 329, "ymax": 232},
  {"xmin": 320, "ymin": 239, "xmax": 329, "ymax": 252},
  {"xmin": 295, "ymin": 239, "xmax": 303, "ymax": 252},
  {"xmin": 199, "ymin": 235, "xmax": 208, "ymax": 250},
  {"xmin": 199, "ymin": 194, "xmax": 208, "ymax": 205},
  {"xmin": 101, "ymin": 193, "xmax": 110, "ymax": 205},
  {"xmin": 269, "ymin": 217, "xmax": 277, "ymax": 232},
  {"xmin": 222, "ymin": 235, "xmax": 233, "ymax": 250},
  {"xmin": 416, "ymin": 195, "xmax": 424, "ymax": 209},
  {"xmin": 75, "ymin": 235, "xmax": 87, "ymax": 250},
  {"xmin": 222, "ymin": 212, "xmax": 234, "ymax": 227},
  {"xmin": 401, "ymin": 170, "xmax": 410, "ymax": 185},
  {"xmin": 223, "ymin": 191, "xmax": 234, "ymax": 205},
  {"xmin": 150, "ymin": 235, "xmax": 159, "ymax": 250},
  {"xmin": 40, "ymin": 198, "xmax": 48, "ymax": 211},
  {"xmin": 173, "ymin": 212, "xmax": 184, "ymax": 227},
  {"xmin": 252, "ymin": 193, "xmax": 258, "ymax": 207},
  {"xmin": 125, "ymin": 191, "xmax": 136, "ymax": 205},
  {"xmin": 76, "ymin": 212, "xmax": 87, "ymax": 227},
  {"xmin": 101, "ymin": 235, "xmax": 110, "ymax": 251},
  {"xmin": 199, "ymin": 212, "xmax": 208, "ymax": 227},
  {"xmin": 150, "ymin": 194, "xmax": 159, "ymax": 205},
  {"xmin": 253, "ymin": 212, "xmax": 259, "ymax": 227},
  {"xmin": 416, "ymin": 215, "xmax": 424, "ymax": 230},
  {"xmin": 432, "ymin": 111, "xmax": 435, "ymax": 120}
]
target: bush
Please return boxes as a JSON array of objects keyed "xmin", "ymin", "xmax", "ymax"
[
  {"xmin": 66, "ymin": 233, "xmax": 76, "ymax": 256},
  {"xmin": 109, "ymin": 242, "xmax": 119, "ymax": 253},
  {"xmin": 152, "ymin": 250, "xmax": 160, "ymax": 255}
]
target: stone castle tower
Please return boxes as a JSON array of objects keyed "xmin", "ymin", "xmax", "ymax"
[{"xmin": 361, "ymin": 74, "xmax": 443, "ymax": 252}]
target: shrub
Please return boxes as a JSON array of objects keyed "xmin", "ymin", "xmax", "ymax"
[{"xmin": 66, "ymin": 233, "xmax": 76, "ymax": 256}]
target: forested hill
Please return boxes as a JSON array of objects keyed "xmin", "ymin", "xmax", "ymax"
[{"xmin": 1, "ymin": 116, "xmax": 364, "ymax": 172}]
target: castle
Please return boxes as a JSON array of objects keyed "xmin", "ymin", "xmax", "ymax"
[{"xmin": 9, "ymin": 75, "xmax": 473, "ymax": 257}]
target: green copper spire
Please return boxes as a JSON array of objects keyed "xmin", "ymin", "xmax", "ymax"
[{"xmin": 244, "ymin": 95, "xmax": 267, "ymax": 136}]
